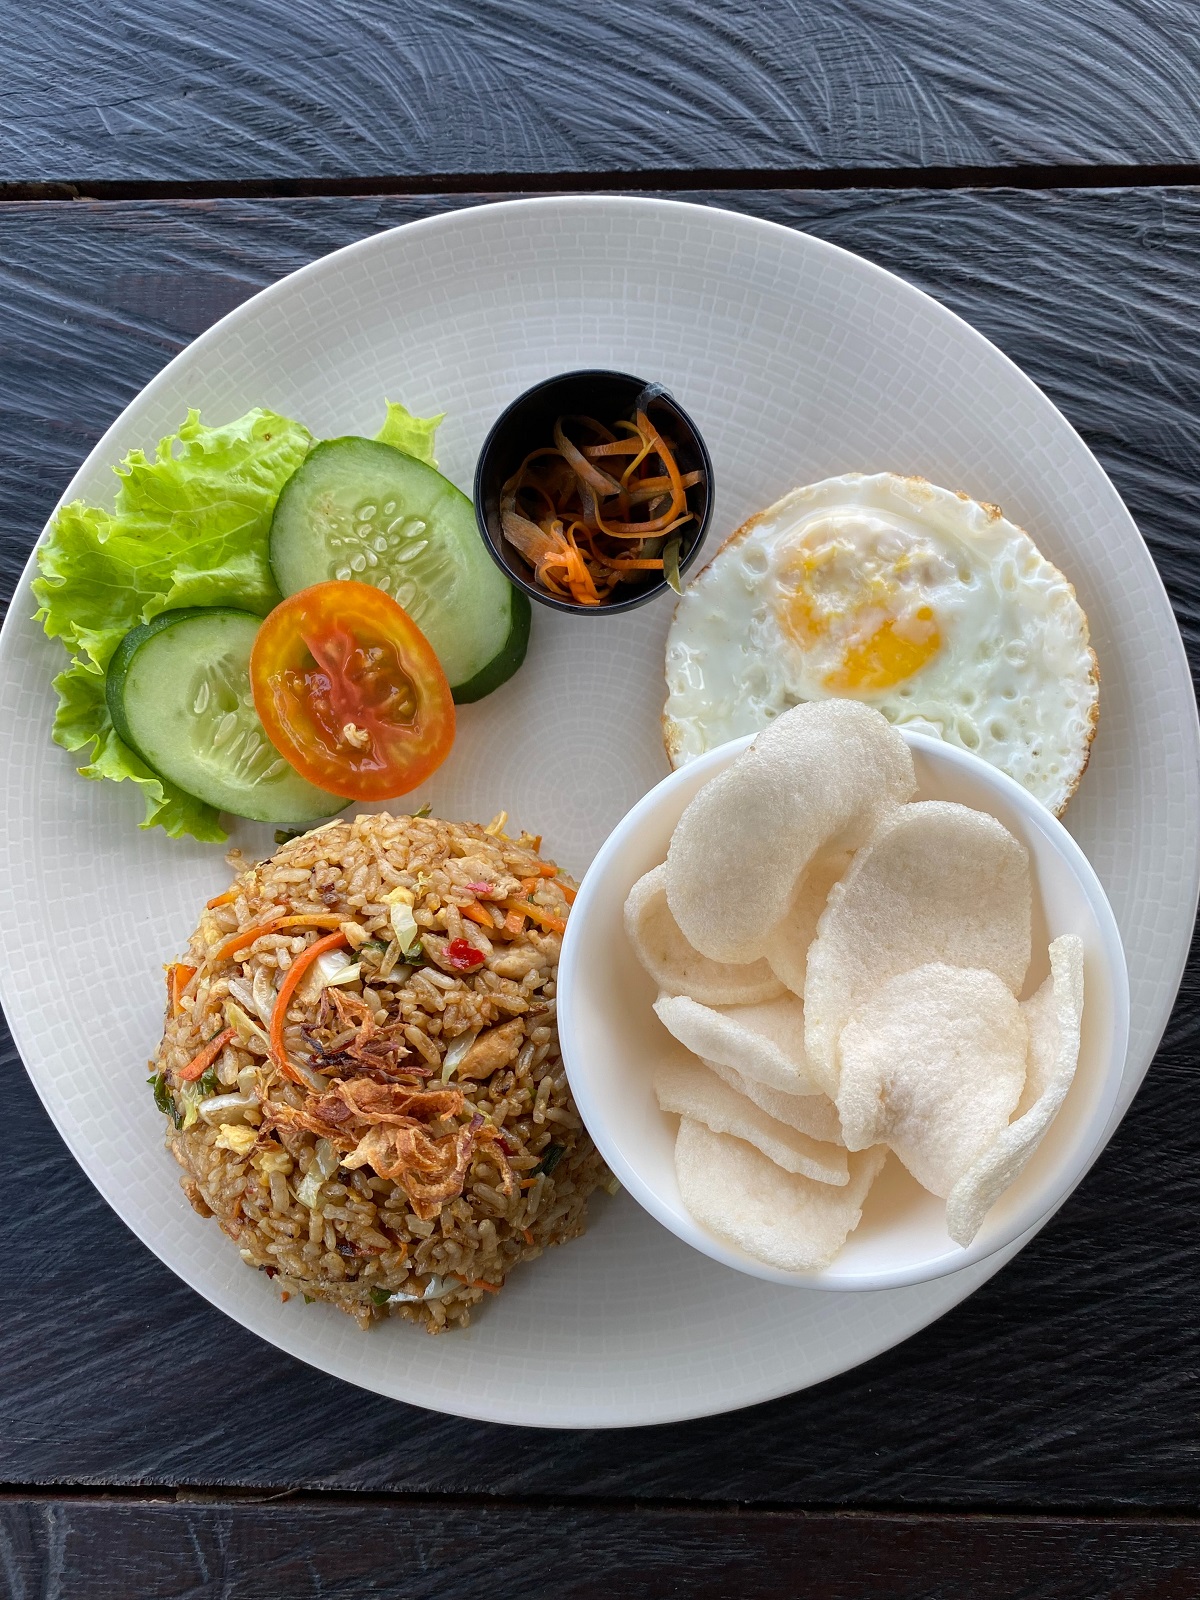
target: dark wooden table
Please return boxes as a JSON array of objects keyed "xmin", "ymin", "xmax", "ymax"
[{"xmin": 3, "ymin": 6, "xmax": 1200, "ymax": 1596}]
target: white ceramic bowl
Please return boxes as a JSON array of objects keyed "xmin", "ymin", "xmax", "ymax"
[{"xmin": 558, "ymin": 729, "xmax": 1130, "ymax": 1291}]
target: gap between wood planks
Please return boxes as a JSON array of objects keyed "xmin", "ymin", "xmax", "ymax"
[
  {"xmin": 3, "ymin": 161, "xmax": 1200, "ymax": 202},
  {"xmin": 4, "ymin": 1486, "xmax": 1200, "ymax": 1521}
]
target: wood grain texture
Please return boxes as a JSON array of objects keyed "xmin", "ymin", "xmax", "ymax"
[
  {"xmin": 3, "ymin": 1500, "xmax": 1200, "ymax": 1600},
  {"xmin": 0, "ymin": 190, "xmax": 1197, "ymax": 1506},
  {"xmin": 4, "ymin": 1, "xmax": 1200, "ymax": 182}
]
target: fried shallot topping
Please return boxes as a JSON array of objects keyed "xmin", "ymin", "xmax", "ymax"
[
  {"xmin": 301, "ymin": 987, "xmax": 428, "ymax": 1080},
  {"xmin": 261, "ymin": 1073, "xmax": 515, "ymax": 1221}
]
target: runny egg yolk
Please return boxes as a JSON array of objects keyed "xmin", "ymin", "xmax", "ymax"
[
  {"xmin": 822, "ymin": 609, "xmax": 941, "ymax": 691},
  {"xmin": 775, "ymin": 543, "xmax": 943, "ymax": 693}
]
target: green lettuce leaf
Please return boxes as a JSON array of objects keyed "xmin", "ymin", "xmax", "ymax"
[
  {"xmin": 35, "ymin": 407, "xmax": 312, "ymax": 672},
  {"xmin": 50, "ymin": 658, "xmax": 227, "ymax": 841},
  {"xmin": 375, "ymin": 399, "xmax": 443, "ymax": 466},
  {"xmin": 34, "ymin": 407, "xmax": 313, "ymax": 842}
]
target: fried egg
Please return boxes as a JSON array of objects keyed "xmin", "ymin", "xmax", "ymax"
[{"xmin": 663, "ymin": 473, "xmax": 1098, "ymax": 815}]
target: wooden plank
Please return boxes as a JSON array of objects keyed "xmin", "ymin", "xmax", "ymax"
[
  {"xmin": 0, "ymin": 191, "xmax": 1197, "ymax": 1504},
  {"xmin": 2, "ymin": 1498, "xmax": 1199, "ymax": 1598},
  {"xmin": 4, "ymin": 2, "xmax": 1200, "ymax": 183}
]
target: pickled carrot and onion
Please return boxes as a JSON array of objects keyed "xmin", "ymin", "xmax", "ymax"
[{"xmin": 500, "ymin": 408, "xmax": 703, "ymax": 606}]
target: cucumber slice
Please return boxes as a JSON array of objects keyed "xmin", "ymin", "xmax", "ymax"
[
  {"xmin": 450, "ymin": 585, "xmax": 531, "ymax": 704},
  {"xmin": 269, "ymin": 437, "xmax": 528, "ymax": 701},
  {"xmin": 106, "ymin": 609, "xmax": 345, "ymax": 825}
]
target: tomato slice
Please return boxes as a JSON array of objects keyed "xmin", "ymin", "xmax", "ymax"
[{"xmin": 250, "ymin": 581, "xmax": 455, "ymax": 801}]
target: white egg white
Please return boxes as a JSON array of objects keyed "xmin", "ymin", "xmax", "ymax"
[{"xmin": 663, "ymin": 473, "xmax": 1098, "ymax": 815}]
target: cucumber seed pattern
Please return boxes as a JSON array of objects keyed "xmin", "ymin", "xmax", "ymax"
[
  {"xmin": 191, "ymin": 651, "xmax": 289, "ymax": 788},
  {"xmin": 317, "ymin": 493, "xmax": 458, "ymax": 628}
]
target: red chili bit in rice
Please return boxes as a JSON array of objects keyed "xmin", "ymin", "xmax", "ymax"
[{"xmin": 445, "ymin": 938, "xmax": 486, "ymax": 971}]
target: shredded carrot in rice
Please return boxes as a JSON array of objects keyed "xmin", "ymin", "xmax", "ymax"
[
  {"xmin": 267, "ymin": 929, "xmax": 349, "ymax": 1085},
  {"xmin": 206, "ymin": 889, "xmax": 238, "ymax": 909},
  {"xmin": 214, "ymin": 912, "xmax": 346, "ymax": 965},
  {"xmin": 505, "ymin": 899, "xmax": 567, "ymax": 935},
  {"xmin": 166, "ymin": 962, "xmax": 196, "ymax": 1017},
  {"xmin": 177, "ymin": 1026, "xmax": 234, "ymax": 1083}
]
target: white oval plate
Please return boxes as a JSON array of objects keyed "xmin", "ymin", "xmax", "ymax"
[{"xmin": 0, "ymin": 197, "xmax": 1195, "ymax": 1429}]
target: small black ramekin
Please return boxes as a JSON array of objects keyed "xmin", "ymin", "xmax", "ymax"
[{"xmin": 473, "ymin": 369, "xmax": 714, "ymax": 615}]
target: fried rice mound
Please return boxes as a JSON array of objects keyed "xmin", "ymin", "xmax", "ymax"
[{"xmin": 151, "ymin": 811, "xmax": 610, "ymax": 1332}]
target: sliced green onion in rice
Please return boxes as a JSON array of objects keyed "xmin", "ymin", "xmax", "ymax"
[
  {"xmin": 535, "ymin": 1143, "xmax": 566, "ymax": 1177},
  {"xmin": 148, "ymin": 1071, "xmax": 177, "ymax": 1122}
]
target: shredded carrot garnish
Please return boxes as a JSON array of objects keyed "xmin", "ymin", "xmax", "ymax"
[
  {"xmin": 469, "ymin": 1278, "xmax": 502, "ymax": 1294},
  {"xmin": 502, "ymin": 908, "xmax": 526, "ymax": 938},
  {"xmin": 561, "ymin": 884, "xmax": 578, "ymax": 905},
  {"xmin": 520, "ymin": 1176, "xmax": 539, "ymax": 1189},
  {"xmin": 536, "ymin": 863, "xmax": 559, "ymax": 877},
  {"xmin": 166, "ymin": 962, "xmax": 197, "ymax": 1018},
  {"xmin": 206, "ymin": 889, "xmax": 238, "ymax": 909},
  {"xmin": 522, "ymin": 1228, "xmax": 534, "ymax": 1245},
  {"xmin": 267, "ymin": 929, "xmax": 349, "ymax": 1086},
  {"xmin": 461, "ymin": 901, "xmax": 495, "ymax": 928},
  {"xmin": 177, "ymin": 1026, "xmax": 234, "ymax": 1083},
  {"xmin": 214, "ymin": 913, "xmax": 345, "ymax": 964},
  {"xmin": 498, "ymin": 402, "xmax": 703, "ymax": 606}
]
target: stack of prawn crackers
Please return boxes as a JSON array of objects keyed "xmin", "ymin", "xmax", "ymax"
[{"xmin": 625, "ymin": 701, "xmax": 1084, "ymax": 1271}]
